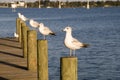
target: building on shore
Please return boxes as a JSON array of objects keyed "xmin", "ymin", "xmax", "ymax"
[
  {"xmin": 0, "ymin": 2, "xmax": 9, "ymax": 8},
  {"xmin": 11, "ymin": 1, "xmax": 27, "ymax": 8}
]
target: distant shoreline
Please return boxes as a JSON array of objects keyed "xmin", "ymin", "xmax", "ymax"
[{"xmin": 0, "ymin": 1, "xmax": 120, "ymax": 8}]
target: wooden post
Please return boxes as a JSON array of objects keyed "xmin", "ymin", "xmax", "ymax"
[
  {"xmin": 16, "ymin": 18, "xmax": 21, "ymax": 42},
  {"xmin": 37, "ymin": 40, "xmax": 48, "ymax": 80},
  {"xmin": 21, "ymin": 22, "xmax": 24, "ymax": 46},
  {"xmin": 21, "ymin": 22, "xmax": 24, "ymax": 49},
  {"xmin": 18, "ymin": 19, "xmax": 22, "ymax": 43},
  {"xmin": 21, "ymin": 23, "xmax": 29, "ymax": 58},
  {"xmin": 27, "ymin": 30, "xmax": 37, "ymax": 71},
  {"xmin": 60, "ymin": 57, "xmax": 78, "ymax": 80},
  {"xmin": 16, "ymin": 18, "xmax": 19, "ymax": 36}
]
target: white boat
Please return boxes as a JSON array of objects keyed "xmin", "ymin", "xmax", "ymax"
[
  {"xmin": 87, "ymin": 0, "xmax": 90, "ymax": 9},
  {"xmin": 59, "ymin": 1, "xmax": 61, "ymax": 9},
  {"xmin": 38, "ymin": 0, "xmax": 41, "ymax": 8},
  {"xmin": 11, "ymin": 2, "xmax": 17, "ymax": 12}
]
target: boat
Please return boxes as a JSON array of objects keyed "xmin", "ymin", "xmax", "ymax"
[
  {"xmin": 58, "ymin": 1, "xmax": 61, "ymax": 9},
  {"xmin": 11, "ymin": 1, "xmax": 17, "ymax": 12},
  {"xmin": 87, "ymin": 0, "xmax": 90, "ymax": 9}
]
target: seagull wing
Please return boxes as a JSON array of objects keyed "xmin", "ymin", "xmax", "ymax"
[
  {"xmin": 21, "ymin": 15, "xmax": 28, "ymax": 21},
  {"xmin": 44, "ymin": 27, "xmax": 52, "ymax": 32},
  {"xmin": 33, "ymin": 21, "xmax": 39, "ymax": 26},
  {"xmin": 72, "ymin": 38, "xmax": 84, "ymax": 47},
  {"xmin": 72, "ymin": 38, "xmax": 89, "ymax": 48},
  {"xmin": 30, "ymin": 20, "xmax": 39, "ymax": 28},
  {"xmin": 44, "ymin": 26, "xmax": 55, "ymax": 35}
]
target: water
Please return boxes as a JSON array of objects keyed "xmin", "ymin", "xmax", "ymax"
[{"xmin": 0, "ymin": 7, "xmax": 120, "ymax": 80}]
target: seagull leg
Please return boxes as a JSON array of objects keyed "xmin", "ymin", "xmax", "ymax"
[
  {"xmin": 12, "ymin": 8, "xmax": 14, "ymax": 12},
  {"xmin": 70, "ymin": 49, "xmax": 72, "ymax": 56},
  {"xmin": 43, "ymin": 35, "xmax": 46, "ymax": 40},
  {"xmin": 73, "ymin": 50, "xmax": 76, "ymax": 56},
  {"xmin": 14, "ymin": 8, "xmax": 16, "ymax": 12}
]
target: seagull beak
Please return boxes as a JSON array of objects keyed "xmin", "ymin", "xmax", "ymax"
[{"xmin": 62, "ymin": 29, "xmax": 65, "ymax": 32}]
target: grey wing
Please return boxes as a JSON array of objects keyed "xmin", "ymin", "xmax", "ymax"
[
  {"xmin": 34, "ymin": 21, "xmax": 39, "ymax": 26},
  {"xmin": 72, "ymin": 38, "xmax": 84, "ymax": 47},
  {"xmin": 44, "ymin": 27, "xmax": 53, "ymax": 33}
]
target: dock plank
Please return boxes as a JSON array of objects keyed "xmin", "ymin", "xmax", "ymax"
[{"xmin": 0, "ymin": 38, "xmax": 37, "ymax": 80}]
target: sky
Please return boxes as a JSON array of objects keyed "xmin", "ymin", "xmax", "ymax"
[{"xmin": 0, "ymin": 0, "xmax": 117, "ymax": 2}]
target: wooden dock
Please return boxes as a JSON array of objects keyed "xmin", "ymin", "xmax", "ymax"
[{"xmin": 0, "ymin": 37, "xmax": 37, "ymax": 80}]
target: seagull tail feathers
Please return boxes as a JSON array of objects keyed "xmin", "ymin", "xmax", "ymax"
[
  {"xmin": 83, "ymin": 43, "xmax": 89, "ymax": 48},
  {"xmin": 50, "ymin": 33, "xmax": 56, "ymax": 36}
]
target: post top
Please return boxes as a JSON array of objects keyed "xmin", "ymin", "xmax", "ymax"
[{"xmin": 61, "ymin": 56, "xmax": 77, "ymax": 59}]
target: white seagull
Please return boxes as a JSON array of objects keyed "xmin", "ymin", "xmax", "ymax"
[
  {"xmin": 63, "ymin": 26, "xmax": 89, "ymax": 56},
  {"xmin": 29, "ymin": 19, "xmax": 39, "ymax": 28},
  {"xmin": 18, "ymin": 13, "xmax": 22, "ymax": 18},
  {"xmin": 38, "ymin": 23, "xmax": 56, "ymax": 39},
  {"xmin": 14, "ymin": 32, "xmax": 19, "ymax": 38},
  {"xmin": 21, "ymin": 14, "xmax": 28, "ymax": 21},
  {"xmin": 18, "ymin": 13, "xmax": 28, "ymax": 21}
]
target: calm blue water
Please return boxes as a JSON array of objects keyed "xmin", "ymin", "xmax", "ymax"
[{"xmin": 0, "ymin": 7, "xmax": 120, "ymax": 80}]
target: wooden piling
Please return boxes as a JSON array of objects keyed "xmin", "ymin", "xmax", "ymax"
[
  {"xmin": 21, "ymin": 22, "xmax": 24, "ymax": 48},
  {"xmin": 27, "ymin": 30, "xmax": 37, "ymax": 71},
  {"xmin": 21, "ymin": 22, "xmax": 24, "ymax": 45},
  {"xmin": 18, "ymin": 19, "xmax": 22, "ymax": 43},
  {"xmin": 16, "ymin": 18, "xmax": 21, "ymax": 42},
  {"xmin": 37, "ymin": 40, "xmax": 48, "ymax": 80},
  {"xmin": 16, "ymin": 18, "xmax": 20, "ymax": 36},
  {"xmin": 60, "ymin": 57, "xmax": 78, "ymax": 80},
  {"xmin": 21, "ymin": 23, "xmax": 29, "ymax": 58}
]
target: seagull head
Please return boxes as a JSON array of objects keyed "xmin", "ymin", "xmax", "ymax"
[
  {"xmin": 63, "ymin": 26, "xmax": 72, "ymax": 33},
  {"xmin": 30, "ymin": 19, "xmax": 34, "ymax": 22},
  {"xmin": 38, "ymin": 23, "xmax": 44, "ymax": 28},
  {"xmin": 18, "ymin": 12, "xmax": 21, "ymax": 16},
  {"xmin": 18, "ymin": 13, "xmax": 22, "ymax": 18}
]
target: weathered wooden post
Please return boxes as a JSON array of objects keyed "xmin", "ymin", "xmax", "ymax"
[
  {"xmin": 16, "ymin": 18, "xmax": 21, "ymax": 42},
  {"xmin": 37, "ymin": 40, "xmax": 48, "ymax": 80},
  {"xmin": 18, "ymin": 19, "xmax": 22, "ymax": 43},
  {"xmin": 21, "ymin": 23, "xmax": 29, "ymax": 58},
  {"xmin": 21, "ymin": 22, "xmax": 25, "ymax": 49},
  {"xmin": 27, "ymin": 30, "xmax": 37, "ymax": 71},
  {"xmin": 16, "ymin": 18, "xmax": 19, "ymax": 36},
  {"xmin": 20, "ymin": 21, "xmax": 24, "ymax": 46},
  {"xmin": 60, "ymin": 57, "xmax": 78, "ymax": 80}
]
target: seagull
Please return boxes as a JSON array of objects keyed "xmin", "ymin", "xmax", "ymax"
[
  {"xmin": 18, "ymin": 13, "xmax": 22, "ymax": 18},
  {"xmin": 14, "ymin": 32, "xmax": 19, "ymax": 38},
  {"xmin": 38, "ymin": 23, "xmax": 56, "ymax": 40},
  {"xmin": 29, "ymin": 19, "xmax": 39, "ymax": 28},
  {"xmin": 17, "ymin": 13, "xmax": 28, "ymax": 21},
  {"xmin": 21, "ymin": 14, "xmax": 28, "ymax": 21},
  {"xmin": 63, "ymin": 26, "xmax": 89, "ymax": 56}
]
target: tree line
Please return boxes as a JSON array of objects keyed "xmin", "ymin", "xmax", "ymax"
[
  {"xmin": 26, "ymin": 1, "xmax": 120, "ymax": 8},
  {"xmin": 0, "ymin": 1, "xmax": 120, "ymax": 8}
]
